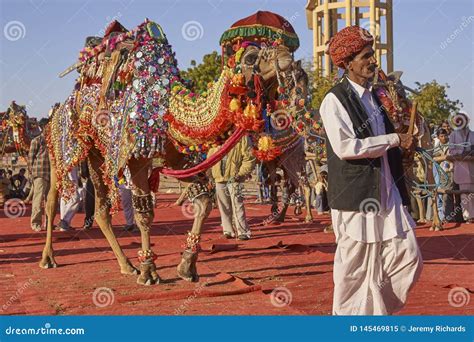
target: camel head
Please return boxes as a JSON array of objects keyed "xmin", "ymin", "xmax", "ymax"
[
  {"xmin": 373, "ymin": 69, "xmax": 424, "ymax": 136},
  {"xmin": 5, "ymin": 101, "xmax": 27, "ymax": 128},
  {"xmin": 238, "ymin": 43, "xmax": 293, "ymax": 88},
  {"xmin": 220, "ymin": 11, "xmax": 299, "ymax": 105}
]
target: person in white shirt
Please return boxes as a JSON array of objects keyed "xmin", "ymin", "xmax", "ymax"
[
  {"xmin": 58, "ymin": 167, "xmax": 81, "ymax": 231},
  {"xmin": 119, "ymin": 166, "xmax": 137, "ymax": 231},
  {"xmin": 321, "ymin": 25, "xmax": 422, "ymax": 315}
]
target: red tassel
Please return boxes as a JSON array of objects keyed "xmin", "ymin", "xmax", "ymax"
[
  {"xmin": 149, "ymin": 128, "xmax": 245, "ymax": 181},
  {"xmin": 148, "ymin": 167, "xmax": 162, "ymax": 192}
]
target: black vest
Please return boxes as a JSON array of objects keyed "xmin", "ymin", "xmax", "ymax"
[{"xmin": 325, "ymin": 77, "xmax": 410, "ymax": 211}]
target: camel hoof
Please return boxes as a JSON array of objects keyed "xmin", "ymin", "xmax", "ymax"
[
  {"xmin": 294, "ymin": 206, "xmax": 302, "ymax": 216},
  {"xmin": 177, "ymin": 250, "xmax": 199, "ymax": 282},
  {"xmin": 121, "ymin": 262, "xmax": 139, "ymax": 275},
  {"xmin": 39, "ymin": 259, "xmax": 57, "ymax": 269},
  {"xmin": 304, "ymin": 216, "xmax": 313, "ymax": 223},
  {"xmin": 323, "ymin": 225, "xmax": 334, "ymax": 233},
  {"xmin": 136, "ymin": 262, "xmax": 161, "ymax": 285},
  {"xmin": 136, "ymin": 273, "xmax": 160, "ymax": 286}
]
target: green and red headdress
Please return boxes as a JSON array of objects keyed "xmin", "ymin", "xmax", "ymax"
[{"xmin": 219, "ymin": 10, "xmax": 299, "ymax": 60}]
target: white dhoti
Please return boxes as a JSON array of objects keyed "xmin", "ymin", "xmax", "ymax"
[
  {"xmin": 60, "ymin": 168, "xmax": 80, "ymax": 226},
  {"xmin": 333, "ymin": 228, "xmax": 422, "ymax": 315},
  {"xmin": 459, "ymin": 183, "xmax": 474, "ymax": 220}
]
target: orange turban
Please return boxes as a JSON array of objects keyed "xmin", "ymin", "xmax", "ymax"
[{"xmin": 327, "ymin": 26, "xmax": 374, "ymax": 69}]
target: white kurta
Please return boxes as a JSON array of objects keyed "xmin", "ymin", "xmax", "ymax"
[{"xmin": 320, "ymin": 77, "xmax": 422, "ymax": 315}]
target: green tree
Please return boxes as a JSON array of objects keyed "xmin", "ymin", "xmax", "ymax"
[
  {"xmin": 310, "ymin": 71, "xmax": 339, "ymax": 110},
  {"xmin": 409, "ymin": 80, "xmax": 461, "ymax": 124},
  {"xmin": 301, "ymin": 59, "xmax": 338, "ymax": 110},
  {"xmin": 180, "ymin": 51, "xmax": 222, "ymax": 93}
]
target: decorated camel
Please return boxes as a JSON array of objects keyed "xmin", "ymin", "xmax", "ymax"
[
  {"xmin": 255, "ymin": 63, "xmax": 314, "ymax": 223},
  {"xmin": 40, "ymin": 12, "xmax": 310, "ymax": 285},
  {"xmin": 372, "ymin": 69, "xmax": 442, "ymax": 230},
  {"xmin": 0, "ymin": 101, "xmax": 41, "ymax": 157}
]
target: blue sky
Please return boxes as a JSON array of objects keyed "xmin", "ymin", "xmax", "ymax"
[{"xmin": 0, "ymin": 0, "xmax": 473, "ymax": 125}]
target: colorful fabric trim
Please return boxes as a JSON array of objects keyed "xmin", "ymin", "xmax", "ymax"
[{"xmin": 219, "ymin": 24, "xmax": 299, "ymax": 51}]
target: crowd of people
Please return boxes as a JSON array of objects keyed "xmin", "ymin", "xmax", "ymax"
[{"xmin": 422, "ymin": 115, "xmax": 474, "ymax": 224}]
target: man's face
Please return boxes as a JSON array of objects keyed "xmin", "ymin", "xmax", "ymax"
[
  {"xmin": 346, "ymin": 45, "xmax": 378, "ymax": 82},
  {"xmin": 439, "ymin": 133, "xmax": 448, "ymax": 144},
  {"xmin": 441, "ymin": 122, "xmax": 451, "ymax": 134}
]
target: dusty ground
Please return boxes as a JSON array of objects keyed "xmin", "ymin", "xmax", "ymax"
[{"xmin": 0, "ymin": 180, "xmax": 472, "ymax": 315}]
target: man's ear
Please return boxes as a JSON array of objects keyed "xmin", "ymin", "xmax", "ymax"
[{"xmin": 344, "ymin": 59, "xmax": 352, "ymax": 71}]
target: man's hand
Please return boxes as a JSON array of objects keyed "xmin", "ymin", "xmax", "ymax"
[{"xmin": 398, "ymin": 133, "xmax": 417, "ymax": 152}]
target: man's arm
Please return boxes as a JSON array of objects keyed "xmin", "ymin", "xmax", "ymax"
[
  {"xmin": 236, "ymin": 137, "xmax": 256, "ymax": 180},
  {"xmin": 27, "ymin": 137, "xmax": 38, "ymax": 170},
  {"xmin": 448, "ymin": 132, "xmax": 463, "ymax": 156},
  {"xmin": 320, "ymin": 93, "xmax": 400, "ymax": 160}
]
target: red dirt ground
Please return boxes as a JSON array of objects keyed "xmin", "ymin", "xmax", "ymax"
[{"xmin": 0, "ymin": 193, "xmax": 472, "ymax": 315}]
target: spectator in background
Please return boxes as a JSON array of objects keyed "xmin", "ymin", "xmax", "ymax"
[
  {"xmin": 27, "ymin": 118, "xmax": 50, "ymax": 232},
  {"xmin": 255, "ymin": 162, "xmax": 270, "ymax": 204},
  {"xmin": 449, "ymin": 112, "xmax": 474, "ymax": 223},
  {"xmin": 0, "ymin": 169, "xmax": 10, "ymax": 206},
  {"xmin": 119, "ymin": 166, "xmax": 137, "ymax": 232},
  {"xmin": 80, "ymin": 161, "xmax": 95, "ymax": 230},
  {"xmin": 58, "ymin": 167, "xmax": 81, "ymax": 231},
  {"xmin": 11, "ymin": 168, "xmax": 28, "ymax": 199},
  {"xmin": 209, "ymin": 136, "xmax": 255, "ymax": 240},
  {"xmin": 441, "ymin": 120, "xmax": 452, "ymax": 136},
  {"xmin": 315, "ymin": 165, "xmax": 329, "ymax": 215},
  {"xmin": 432, "ymin": 129, "xmax": 452, "ymax": 223}
]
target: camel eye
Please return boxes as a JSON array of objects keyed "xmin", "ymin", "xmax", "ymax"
[{"xmin": 244, "ymin": 53, "xmax": 258, "ymax": 65}]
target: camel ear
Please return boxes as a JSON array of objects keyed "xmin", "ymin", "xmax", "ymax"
[{"xmin": 387, "ymin": 70, "xmax": 403, "ymax": 83}]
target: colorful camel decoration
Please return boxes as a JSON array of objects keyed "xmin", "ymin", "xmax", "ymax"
[
  {"xmin": 40, "ymin": 12, "xmax": 310, "ymax": 285},
  {"xmin": 0, "ymin": 101, "xmax": 41, "ymax": 157}
]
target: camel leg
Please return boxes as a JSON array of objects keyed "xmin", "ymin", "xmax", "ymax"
[
  {"xmin": 274, "ymin": 178, "xmax": 293, "ymax": 223},
  {"xmin": 269, "ymin": 172, "xmax": 279, "ymax": 219},
  {"xmin": 88, "ymin": 150, "xmax": 138, "ymax": 275},
  {"xmin": 175, "ymin": 183, "xmax": 188, "ymax": 206},
  {"xmin": 177, "ymin": 181, "xmax": 212, "ymax": 282},
  {"xmin": 430, "ymin": 191, "xmax": 443, "ymax": 231},
  {"xmin": 416, "ymin": 196, "xmax": 427, "ymax": 223},
  {"xmin": 128, "ymin": 158, "xmax": 160, "ymax": 285},
  {"xmin": 39, "ymin": 161, "xmax": 58, "ymax": 269},
  {"xmin": 303, "ymin": 184, "xmax": 313, "ymax": 222}
]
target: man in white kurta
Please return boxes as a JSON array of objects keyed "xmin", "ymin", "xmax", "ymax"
[{"xmin": 322, "ymin": 25, "xmax": 423, "ymax": 315}]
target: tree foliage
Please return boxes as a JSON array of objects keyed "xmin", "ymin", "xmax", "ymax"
[
  {"xmin": 409, "ymin": 80, "xmax": 462, "ymax": 124},
  {"xmin": 180, "ymin": 51, "xmax": 222, "ymax": 93},
  {"xmin": 301, "ymin": 59, "xmax": 338, "ymax": 110}
]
